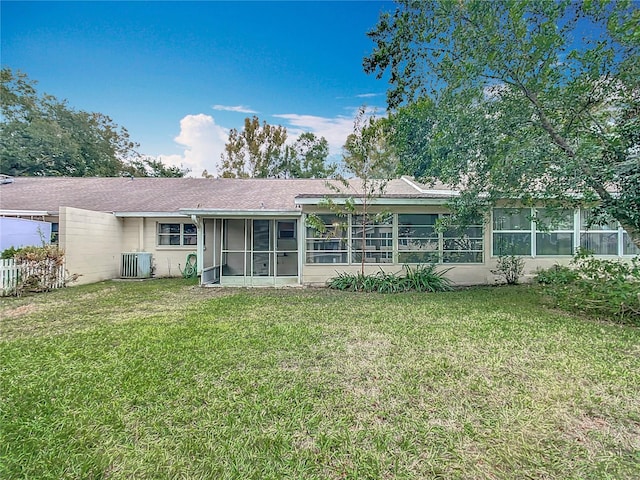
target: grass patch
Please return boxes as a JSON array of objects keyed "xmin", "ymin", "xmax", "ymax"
[{"xmin": 1, "ymin": 280, "xmax": 639, "ymax": 479}]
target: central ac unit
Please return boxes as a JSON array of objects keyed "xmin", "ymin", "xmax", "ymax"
[{"xmin": 121, "ymin": 252, "xmax": 152, "ymax": 279}]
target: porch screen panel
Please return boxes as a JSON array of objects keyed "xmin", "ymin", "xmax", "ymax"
[
  {"xmin": 222, "ymin": 219, "xmax": 246, "ymax": 276},
  {"xmin": 276, "ymin": 220, "xmax": 298, "ymax": 276}
]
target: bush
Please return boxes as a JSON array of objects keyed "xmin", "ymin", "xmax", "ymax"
[
  {"xmin": 535, "ymin": 264, "xmax": 579, "ymax": 285},
  {"xmin": 492, "ymin": 254, "xmax": 525, "ymax": 285},
  {"xmin": 536, "ymin": 250, "xmax": 640, "ymax": 325},
  {"xmin": 1, "ymin": 246, "xmax": 21, "ymax": 259},
  {"xmin": 327, "ymin": 264, "xmax": 453, "ymax": 293},
  {"xmin": 5, "ymin": 245, "xmax": 67, "ymax": 296}
]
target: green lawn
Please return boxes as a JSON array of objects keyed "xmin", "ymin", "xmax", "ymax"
[{"xmin": 1, "ymin": 279, "xmax": 639, "ymax": 479}]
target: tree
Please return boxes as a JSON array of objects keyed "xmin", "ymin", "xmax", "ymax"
[
  {"xmin": 309, "ymin": 107, "xmax": 396, "ymax": 274},
  {"xmin": 1, "ymin": 68, "xmax": 185, "ymax": 177},
  {"xmin": 278, "ymin": 132, "xmax": 336, "ymax": 179},
  {"xmin": 364, "ymin": 0, "xmax": 640, "ymax": 246},
  {"xmin": 219, "ymin": 116, "xmax": 288, "ymax": 178},
  {"xmin": 125, "ymin": 156, "xmax": 189, "ymax": 178},
  {"xmin": 219, "ymin": 117, "xmax": 335, "ymax": 179}
]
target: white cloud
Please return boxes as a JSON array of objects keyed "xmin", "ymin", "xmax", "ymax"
[
  {"xmin": 273, "ymin": 113, "xmax": 355, "ymax": 155},
  {"xmin": 274, "ymin": 108, "xmax": 385, "ymax": 155},
  {"xmin": 212, "ymin": 104, "xmax": 258, "ymax": 113},
  {"xmin": 356, "ymin": 93, "xmax": 383, "ymax": 98},
  {"xmin": 159, "ymin": 114, "xmax": 228, "ymax": 177}
]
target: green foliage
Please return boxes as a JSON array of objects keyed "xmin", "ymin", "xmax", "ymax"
[
  {"xmin": 316, "ymin": 107, "xmax": 397, "ymax": 275},
  {"xmin": 365, "ymin": 0, "xmax": 640, "ymax": 246},
  {"xmin": 492, "ymin": 255, "xmax": 526, "ymax": 285},
  {"xmin": 535, "ymin": 264, "xmax": 579, "ymax": 286},
  {"xmin": 536, "ymin": 250, "xmax": 640, "ymax": 324},
  {"xmin": 403, "ymin": 263, "xmax": 453, "ymax": 292},
  {"xmin": 283, "ymin": 132, "xmax": 336, "ymax": 179},
  {"xmin": 219, "ymin": 118, "xmax": 334, "ymax": 178},
  {"xmin": 0, "ymin": 68, "xmax": 185, "ymax": 177},
  {"xmin": 328, "ymin": 264, "xmax": 453, "ymax": 293},
  {"xmin": 1, "ymin": 246, "xmax": 21, "ymax": 259},
  {"xmin": 6, "ymin": 245, "xmax": 68, "ymax": 296},
  {"xmin": 124, "ymin": 156, "xmax": 189, "ymax": 178}
]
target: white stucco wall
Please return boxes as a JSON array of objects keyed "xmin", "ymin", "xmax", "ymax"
[{"xmin": 60, "ymin": 207, "xmax": 123, "ymax": 285}]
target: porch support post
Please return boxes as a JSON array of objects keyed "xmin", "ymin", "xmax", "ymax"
[{"xmin": 191, "ymin": 214, "xmax": 204, "ymax": 283}]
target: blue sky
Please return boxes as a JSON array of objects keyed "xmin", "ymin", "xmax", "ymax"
[{"xmin": 1, "ymin": 1, "xmax": 395, "ymax": 176}]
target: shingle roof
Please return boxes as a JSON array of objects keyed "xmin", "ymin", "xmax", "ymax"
[{"xmin": 0, "ymin": 176, "xmax": 458, "ymax": 214}]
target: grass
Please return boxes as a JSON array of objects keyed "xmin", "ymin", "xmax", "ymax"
[{"xmin": 1, "ymin": 279, "xmax": 639, "ymax": 479}]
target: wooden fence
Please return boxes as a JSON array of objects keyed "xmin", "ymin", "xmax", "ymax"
[{"xmin": 1, "ymin": 258, "xmax": 66, "ymax": 296}]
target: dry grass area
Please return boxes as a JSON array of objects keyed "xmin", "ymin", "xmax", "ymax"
[{"xmin": 1, "ymin": 279, "xmax": 639, "ymax": 479}]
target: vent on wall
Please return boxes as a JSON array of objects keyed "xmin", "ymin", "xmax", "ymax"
[{"xmin": 121, "ymin": 252, "xmax": 153, "ymax": 279}]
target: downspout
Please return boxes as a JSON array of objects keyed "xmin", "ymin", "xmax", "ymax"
[{"xmin": 191, "ymin": 214, "xmax": 204, "ymax": 283}]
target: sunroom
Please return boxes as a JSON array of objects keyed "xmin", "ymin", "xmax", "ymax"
[{"xmin": 182, "ymin": 210, "xmax": 303, "ymax": 287}]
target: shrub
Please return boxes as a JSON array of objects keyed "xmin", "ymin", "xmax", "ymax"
[
  {"xmin": 5, "ymin": 245, "xmax": 68, "ymax": 296},
  {"xmin": 536, "ymin": 250, "xmax": 640, "ymax": 325},
  {"xmin": 535, "ymin": 264, "xmax": 579, "ymax": 285},
  {"xmin": 327, "ymin": 264, "xmax": 453, "ymax": 293},
  {"xmin": 1, "ymin": 246, "xmax": 23, "ymax": 259},
  {"xmin": 492, "ymin": 254, "xmax": 525, "ymax": 285},
  {"xmin": 404, "ymin": 263, "xmax": 453, "ymax": 292}
]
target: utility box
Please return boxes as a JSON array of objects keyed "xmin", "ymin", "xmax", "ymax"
[{"xmin": 121, "ymin": 252, "xmax": 152, "ymax": 279}]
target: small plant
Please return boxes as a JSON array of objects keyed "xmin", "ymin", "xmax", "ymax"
[
  {"xmin": 492, "ymin": 254, "xmax": 525, "ymax": 285},
  {"xmin": 327, "ymin": 264, "xmax": 453, "ymax": 293},
  {"xmin": 403, "ymin": 263, "xmax": 453, "ymax": 292},
  {"xmin": 535, "ymin": 264, "xmax": 579, "ymax": 285}
]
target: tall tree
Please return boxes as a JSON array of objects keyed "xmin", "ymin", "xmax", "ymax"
[
  {"xmin": 276, "ymin": 132, "xmax": 336, "ymax": 179},
  {"xmin": 0, "ymin": 68, "xmax": 186, "ymax": 177},
  {"xmin": 310, "ymin": 107, "xmax": 396, "ymax": 274},
  {"xmin": 219, "ymin": 116, "xmax": 288, "ymax": 178},
  {"xmin": 220, "ymin": 117, "xmax": 335, "ymax": 179},
  {"xmin": 364, "ymin": 0, "xmax": 640, "ymax": 246}
]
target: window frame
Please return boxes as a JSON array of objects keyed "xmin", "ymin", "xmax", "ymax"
[
  {"xmin": 157, "ymin": 222, "xmax": 198, "ymax": 247},
  {"xmin": 491, "ymin": 207, "xmax": 638, "ymax": 257}
]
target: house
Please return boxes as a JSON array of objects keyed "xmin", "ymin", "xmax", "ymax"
[{"xmin": 0, "ymin": 176, "xmax": 637, "ymax": 287}]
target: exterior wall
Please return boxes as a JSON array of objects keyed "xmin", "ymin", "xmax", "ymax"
[
  {"xmin": 60, "ymin": 207, "xmax": 123, "ymax": 285},
  {"xmin": 120, "ymin": 217, "xmax": 197, "ymax": 278},
  {"xmin": 299, "ymin": 205, "xmax": 611, "ymax": 287}
]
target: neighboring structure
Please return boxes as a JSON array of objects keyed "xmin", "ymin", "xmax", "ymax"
[
  {"xmin": 0, "ymin": 217, "xmax": 52, "ymax": 251},
  {"xmin": 0, "ymin": 176, "xmax": 637, "ymax": 286}
]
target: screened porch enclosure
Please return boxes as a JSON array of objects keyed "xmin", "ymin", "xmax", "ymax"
[{"xmin": 209, "ymin": 218, "xmax": 299, "ymax": 286}]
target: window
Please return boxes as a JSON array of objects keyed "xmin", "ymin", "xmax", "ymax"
[
  {"xmin": 624, "ymin": 233, "xmax": 640, "ymax": 256},
  {"xmin": 492, "ymin": 208, "xmax": 531, "ymax": 255},
  {"xmin": 305, "ymin": 214, "xmax": 348, "ymax": 264},
  {"xmin": 50, "ymin": 223, "xmax": 59, "ymax": 244},
  {"xmin": 351, "ymin": 214, "xmax": 393, "ymax": 263},
  {"xmin": 535, "ymin": 209, "xmax": 574, "ymax": 256},
  {"xmin": 398, "ymin": 214, "xmax": 439, "ymax": 264},
  {"xmin": 580, "ymin": 210, "xmax": 618, "ymax": 255},
  {"xmin": 442, "ymin": 217, "xmax": 484, "ymax": 263},
  {"xmin": 158, "ymin": 223, "xmax": 197, "ymax": 246}
]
